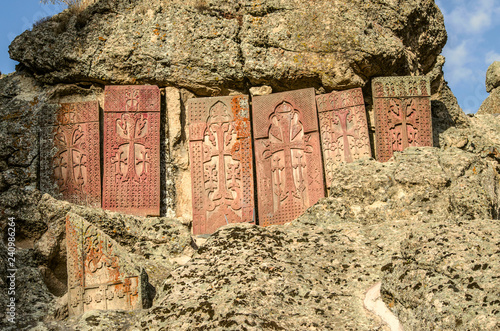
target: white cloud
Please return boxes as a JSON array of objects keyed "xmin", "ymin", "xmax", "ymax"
[
  {"xmin": 443, "ymin": 0, "xmax": 500, "ymax": 35},
  {"xmin": 443, "ymin": 40, "xmax": 475, "ymax": 85},
  {"xmin": 485, "ymin": 51, "xmax": 500, "ymax": 65}
]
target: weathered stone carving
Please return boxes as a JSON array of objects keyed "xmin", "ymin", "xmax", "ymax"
[
  {"xmin": 316, "ymin": 88, "xmax": 371, "ymax": 187},
  {"xmin": 372, "ymin": 76, "xmax": 432, "ymax": 162},
  {"xmin": 66, "ymin": 212, "xmax": 150, "ymax": 316},
  {"xmin": 188, "ymin": 95, "xmax": 255, "ymax": 234},
  {"xmin": 103, "ymin": 86, "xmax": 160, "ymax": 216},
  {"xmin": 253, "ymin": 88, "xmax": 325, "ymax": 226},
  {"xmin": 40, "ymin": 102, "xmax": 101, "ymax": 207}
]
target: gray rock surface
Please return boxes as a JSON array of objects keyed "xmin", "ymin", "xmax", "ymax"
[
  {"xmin": 486, "ymin": 61, "xmax": 500, "ymax": 93},
  {"xmin": 1, "ymin": 1, "xmax": 498, "ymax": 330},
  {"xmin": 478, "ymin": 62, "xmax": 500, "ymax": 114},
  {"xmin": 478, "ymin": 88, "xmax": 500, "ymax": 115},
  {"xmin": 10, "ymin": 0, "xmax": 446, "ymax": 95},
  {"xmin": 382, "ymin": 219, "xmax": 500, "ymax": 330}
]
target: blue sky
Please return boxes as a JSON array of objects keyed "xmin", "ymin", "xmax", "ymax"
[{"xmin": 1, "ymin": 1, "xmax": 499, "ymax": 114}]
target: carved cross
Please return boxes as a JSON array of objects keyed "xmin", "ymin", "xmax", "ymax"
[
  {"xmin": 389, "ymin": 98, "xmax": 418, "ymax": 151},
  {"xmin": 263, "ymin": 102, "xmax": 312, "ymax": 204},
  {"xmin": 113, "ymin": 113, "xmax": 150, "ymax": 183},
  {"xmin": 329, "ymin": 108, "xmax": 359, "ymax": 163},
  {"xmin": 203, "ymin": 122, "xmax": 235, "ymax": 209},
  {"xmin": 53, "ymin": 125, "xmax": 87, "ymax": 192}
]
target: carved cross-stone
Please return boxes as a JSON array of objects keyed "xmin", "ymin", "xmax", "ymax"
[
  {"xmin": 372, "ymin": 77, "xmax": 432, "ymax": 162},
  {"xmin": 103, "ymin": 86, "xmax": 160, "ymax": 216},
  {"xmin": 40, "ymin": 102, "xmax": 101, "ymax": 207},
  {"xmin": 188, "ymin": 95, "xmax": 255, "ymax": 235},
  {"xmin": 253, "ymin": 88, "xmax": 325, "ymax": 226},
  {"xmin": 316, "ymin": 88, "xmax": 371, "ymax": 187},
  {"xmin": 66, "ymin": 213, "xmax": 150, "ymax": 316}
]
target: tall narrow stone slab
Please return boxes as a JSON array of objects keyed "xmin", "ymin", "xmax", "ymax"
[
  {"xmin": 253, "ymin": 88, "xmax": 325, "ymax": 227},
  {"xmin": 188, "ymin": 95, "xmax": 255, "ymax": 235},
  {"xmin": 372, "ymin": 77, "xmax": 432, "ymax": 162},
  {"xmin": 103, "ymin": 86, "xmax": 160, "ymax": 216},
  {"xmin": 316, "ymin": 88, "xmax": 371, "ymax": 187},
  {"xmin": 66, "ymin": 213, "xmax": 150, "ymax": 316},
  {"xmin": 40, "ymin": 101, "xmax": 101, "ymax": 207}
]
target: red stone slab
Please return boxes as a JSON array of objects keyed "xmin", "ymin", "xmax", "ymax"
[
  {"xmin": 252, "ymin": 88, "xmax": 325, "ymax": 227},
  {"xmin": 40, "ymin": 102, "xmax": 101, "ymax": 208},
  {"xmin": 103, "ymin": 86, "xmax": 160, "ymax": 216},
  {"xmin": 316, "ymin": 88, "xmax": 371, "ymax": 187},
  {"xmin": 188, "ymin": 95, "xmax": 255, "ymax": 235},
  {"xmin": 66, "ymin": 213, "xmax": 146, "ymax": 316},
  {"xmin": 372, "ymin": 77, "xmax": 432, "ymax": 162}
]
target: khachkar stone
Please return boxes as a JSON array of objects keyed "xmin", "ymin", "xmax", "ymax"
[
  {"xmin": 66, "ymin": 212, "xmax": 151, "ymax": 316},
  {"xmin": 103, "ymin": 86, "xmax": 160, "ymax": 216},
  {"xmin": 253, "ymin": 88, "xmax": 325, "ymax": 227},
  {"xmin": 372, "ymin": 76, "xmax": 432, "ymax": 162},
  {"xmin": 40, "ymin": 101, "xmax": 101, "ymax": 207},
  {"xmin": 316, "ymin": 88, "xmax": 371, "ymax": 186},
  {"xmin": 188, "ymin": 95, "xmax": 255, "ymax": 235}
]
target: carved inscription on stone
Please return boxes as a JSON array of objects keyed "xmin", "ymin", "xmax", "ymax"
[
  {"xmin": 188, "ymin": 95, "xmax": 255, "ymax": 235},
  {"xmin": 372, "ymin": 76, "xmax": 432, "ymax": 162},
  {"xmin": 253, "ymin": 88, "xmax": 325, "ymax": 227},
  {"xmin": 40, "ymin": 102, "xmax": 101, "ymax": 207},
  {"xmin": 316, "ymin": 88, "xmax": 371, "ymax": 187},
  {"xmin": 103, "ymin": 86, "xmax": 160, "ymax": 216},
  {"xmin": 66, "ymin": 213, "xmax": 147, "ymax": 316}
]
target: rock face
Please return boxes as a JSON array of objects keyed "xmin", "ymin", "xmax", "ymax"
[
  {"xmin": 478, "ymin": 62, "xmax": 500, "ymax": 115},
  {"xmin": 1, "ymin": 0, "xmax": 498, "ymax": 330},
  {"xmin": 10, "ymin": 0, "xmax": 446, "ymax": 95},
  {"xmin": 486, "ymin": 61, "xmax": 500, "ymax": 93}
]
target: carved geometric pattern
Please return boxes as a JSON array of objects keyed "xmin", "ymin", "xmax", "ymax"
[
  {"xmin": 372, "ymin": 76, "xmax": 433, "ymax": 162},
  {"xmin": 188, "ymin": 95, "xmax": 255, "ymax": 235},
  {"xmin": 40, "ymin": 102, "xmax": 101, "ymax": 208},
  {"xmin": 103, "ymin": 86, "xmax": 160, "ymax": 216},
  {"xmin": 253, "ymin": 88, "xmax": 325, "ymax": 227},
  {"xmin": 316, "ymin": 88, "xmax": 371, "ymax": 187},
  {"xmin": 66, "ymin": 213, "xmax": 145, "ymax": 316}
]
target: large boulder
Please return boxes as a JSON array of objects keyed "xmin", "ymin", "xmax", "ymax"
[
  {"xmin": 486, "ymin": 61, "xmax": 500, "ymax": 93},
  {"xmin": 477, "ymin": 62, "xmax": 500, "ymax": 115},
  {"xmin": 10, "ymin": 0, "xmax": 447, "ymax": 95}
]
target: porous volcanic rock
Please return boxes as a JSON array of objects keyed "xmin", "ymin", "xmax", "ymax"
[
  {"xmin": 478, "ymin": 89, "xmax": 500, "ymax": 115},
  {"xmin": 382, "ymin": 219, "xmax": 500, "ymax": 331},
  {"xmin": 486, "ymin": 61, "xmax": 500, "ymax": 93},
  {"xmin": 478, "ymin": 62, "xmax": 500, "ymax": 115},
  {"xmin": 10, "ymin": 0, "xmax": 447, "ymax": 95}
]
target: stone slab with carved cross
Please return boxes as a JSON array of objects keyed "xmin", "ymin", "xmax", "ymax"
[
  {"xmin": 40, "ymin": 101, "xmax": 101, "ymax": 208},
  {"xmin": 253, "ymin": 88, "xmax": 325, "ymax": 226},
  {"xmin": 103, "ymin": 85, "xmax": 161, "ymax": 216},
  {"xmin": 316, "ymin": 88, "xmax": 371, "ymax": 187},
  {"xmin": 66, "ymin": 212, "xmax": 151, "ymax": 316},
  {"xmin": 188, "ymin": 95, "xmax": 255, "ymax": 235},
  {"xmin": 372, "ymin": 76, "xmax": 432, "ymax": 162}
]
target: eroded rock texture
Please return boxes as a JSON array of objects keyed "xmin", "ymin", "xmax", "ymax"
[
  {"xmin": 10, "ymin": 0, "xmax": 447, "ymax": 95},
  {"xmin": 1, "ymin": 0, "xmax": 498, "ymax": 330}
]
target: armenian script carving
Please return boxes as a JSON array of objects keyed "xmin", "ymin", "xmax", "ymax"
[
  {"xmin": 253, "ymin": 88, "xmax": 325, "ymax": 226},
  {"xmin": 316, "ymin": 88, "xmax": 371, "ymax": 186},
  {"xmin": 66, "ymin": 213, "xmax": 147, "ymax": 316},
  {"xmin": 188, "ymin": 95, "xmax": 255, "ymax": 235},
  {"xmin": 40, "ymin": 102, "xmax": 101, "ymax": 207},
  {"xmin": 372, "ymin": 77, "xmax": 432, "ymax": 162},
  {"xmin": 103, "ymin": 86, "xmax": 160, "ymax": 216}
]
